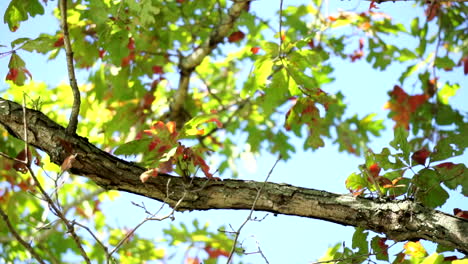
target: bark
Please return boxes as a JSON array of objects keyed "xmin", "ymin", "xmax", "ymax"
[{"xmin": 0, "ymin": 97, "xmax": 467, "ymax": 253}]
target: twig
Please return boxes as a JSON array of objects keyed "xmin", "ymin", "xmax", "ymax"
[
  {"xmin": 311, "ymin": 252, "xmax": 372, "ymax": 264},
  {"xmin": 279, "ymin": 0, "xmax": 284, "ymax": 55},
  {"xmin": 107, "ymin": 190, "xmax": 188, "ymax": 262},
  {"xmin": 73, "ymin": 221, "xmax": 109, "ymax": 254},
  {"xmin": 0, "ymin": 207, "xmax": 47, "ymax": 264},
  {"xmin": 59, "ymin": 0, "xmax": 81, "ymax": 135},
  {"xmin": 226, "ymin": 155, "xmax": 281, "ymax": 263},
  {"xmin": 18, "ymin": 99, "xmax": 91, "ymax": 263}
]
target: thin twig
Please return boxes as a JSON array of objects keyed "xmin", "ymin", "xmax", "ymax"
[
  {"xmin": 26, "ymin": 164, "xmax": 92, "ymax": 263},
  {"xmin": 0, "ymin": 207, "xmax": 47, "ymax": 264},
  {"xmin": 73, "ymin": 221, "xmax": 109, "ymax": 254},
  {"xmin": 311, "ymin": 252, "xmax": 372, "ymax": 264},
  {"xmin": 18, "ymin": 100, "xmax": 91, "ymax": 263},
  {"xmin": 226, "ymin": 155, "xmax": 281, "ymax": 263},
  {"xmin": 107, "ymin": 191, "xmax": 188, "ymax": 262},
  {"xmin": 279, "ymin": 0, "xmax": 284, "ymax": 56},
  {"xmin": 59, "ymin": 0, "xmax": 81, "ymax": 135}
]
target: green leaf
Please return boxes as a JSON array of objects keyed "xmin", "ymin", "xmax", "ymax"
[
  {"xmin": 410, "ymin": 17, "xmax": 419, "ymax": 36},
  {"xmin": 345, "ymin": 172, "xmax": 368, "ymax": 191},
  {"xmin": 19, "ymin": 35, "xmax": 56, "ymax": 53},
  {"xmin": 399, "ymin": 61, "xmax": 424, "ymax": 84},
  {"xmin": 352, "ymin": 228, "xmax": 369, "ymax": 254},
  {"xmin": 371, "ymin": 236, "xmax": 389, "ymax": 261},
  {"xmin": 317, "ymin": 243, "xmax": 341, "ymax": 263},
  {"xmin": 262, "ymin": 41, "xmax": 279, "ymax": 58},
  {"xmin": 3, "ymin": 0, "xmax": 45, "ymax": 31},
  {"xmin": 114, "ymin": 138, "xmax": 153, "ymax": 156},
  {"xmin": 437, "ymin": 83, "xmax": 460, "ymax": 105},
  {"xmin": 434, "ymin": 56, "xmax": 456, "ymax": 69},
  {"xmin": 181, "ymin": 113, "xmax": 221, "ymax": 137},
  {"xmin": 414, "ymin": 169, "xmax": 449, "ymax": 208},
  {"xmin": 390, "ymin": 127, "xmax": 410, "ymax": 163},
  {"xmin": 420, "ymin": 253, "xmax": 443, "ymax": 264}
]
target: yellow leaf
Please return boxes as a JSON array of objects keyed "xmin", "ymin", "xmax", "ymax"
[{"xmin": 403, "ymin": 241, "xmax": 427, "ymax": 258}]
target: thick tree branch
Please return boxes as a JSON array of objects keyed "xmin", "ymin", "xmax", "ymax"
[
  {"xmin": 58, "ymin": 0, "xmax": 81, "ymax": 135},
  {"xmin": 0, "ymin": 97, "xmax": 467, "ymax": 253},
  {"xmin": 171, "ymin": 1, "xmax": 250, "ymax": 127}
]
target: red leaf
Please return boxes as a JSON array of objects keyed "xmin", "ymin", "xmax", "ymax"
[
  {"xmin": 99, "ymin": 49, "xmax": 106, "ymax": 58},
  {"xmin": 412, "ymin": 148, "xmax": 430, "ymax": 165},
  {"xmin": 121, "ymin": 52, "xmax": 135, "ymax": 67},
  {"xmin": 193, "ymin": 155, "xmax": 213, "ymax": 178},
  {"xmin": 462, "ymin": 56, "xmax": 468, "ymax": 75},
  {"xmin": 359, "ymin": 38, "xmax": 365, "ymax": 50},
  {"xmin": 250, "ymin": 47, "xmax": 260, "ymax": 54},
  {"xmin": 228, "ymin": 31, "xmax": 245, "ymax": 43},
  {"xmin": 453, "ymin": 208, "xmax": 468, "ymax": 219},
  {"xmin": 207, "ymin": 118, "xmax": 223, "ymax": 128},
  {"xmin": 53, "ymin": 36, "xmax": 64, "ymax": 47},
  {"xmin": 5, "ymin": 68, "xmax": 18, "ymax": 81},
  {"xmin": 425, "ymin": 3, "xmax": 440, "ymax": 21},
  {"xmin": 127, "ymin": 37, "xmax": 135, "ymax": 50},
  {"xmin": 13, "ymin": 148, "xmax": 32, "ymax": 174},
  {"xmin": 368, "ymin": 163, "xmax": 381, "ymax": 178},
  {"xmin": 152, "ymin": 65, "xmax": 164, "ymax": 74},
  {"xmin": 368, "ymin": 0, "xmax": 379, "ymax": 11},
  {"xmin": 435, "ymin": 162, "xmax": 455, "ymax": 169},
  {"xmin": 377, "ymin": 237, "xmax": 389, "ymax": 256},
  {"xmin": 205, "ymin": 246, "xmax": 230, "ymax": 259},
  {"xmin": 385, "ymin": 85, "xmax": 428, "ymax": 129}
]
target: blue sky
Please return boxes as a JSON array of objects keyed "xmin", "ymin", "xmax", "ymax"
[{"xmin": 0, "ymin": 0, "xmax": 467, "ymax": 263}]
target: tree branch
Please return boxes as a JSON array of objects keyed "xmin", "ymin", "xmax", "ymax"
[
  {"xmin": 170, "ymin": 0, "xmax": 250, "ymax": 127},
  {"xmin": 0, "ymin": 207, "xmax": 47, "ymax": 264},
  {"xmin": 0, "ymin": 97, "xmax": 467, "ymax": 253},
  {"xmin": 59, "ymin": 0, "xmax": 81, "ymax": 135}
]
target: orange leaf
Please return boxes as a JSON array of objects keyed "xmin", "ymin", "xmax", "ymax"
[
  {"xmin": 61, "ymin": 153, "xmax": 78, "ymax": 172},
  {"xmin": 386, "ymin": 85, "xmax": 428, "ymax": 129},
  {"xmin": 368, "ymin": 163, "xmax": 381, "ymax": 178},
  {"xmin": 205, "ymin": 246, "xmax": 230, "ymax": 258},
  {"xmin": 250, "ymin": 46, "xmax": 260, "ymax": 54},
  {"xmin": 140, "ymin": 169, "xmax": 158, "ymax": 183}
]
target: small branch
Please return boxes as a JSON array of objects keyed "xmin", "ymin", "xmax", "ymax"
[
  {"xmin": 170, "ymin": 0, "xmax": 250, "ymax": 127},
  {"xmin": 226, "ymin": 155, "xmax": 282, "ymax": 263},
  {"xmin": 27, "ymin": 164, "xmax": 92, "ymax": 263},
  {"xmin": 59, "ymin": 0, "xmax": 81, "ymax": 135},
  {"xmin": 0, "ymin": 207, "xmax": 47, "ymax": 264},
  {"xmin": 18, "ymin": 99, "xmax": 91, "ymax": 263},
  {"xmin": 107, "ymin": 187, "xmax": 188, "ymax": 262}
]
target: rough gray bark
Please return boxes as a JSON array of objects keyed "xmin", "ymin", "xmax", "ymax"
[{"xmin": 0, "ymin": 97, "xmax": 467, "ymax": 253}]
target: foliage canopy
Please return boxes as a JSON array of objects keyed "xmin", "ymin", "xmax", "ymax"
[{"xmin": 0, "ymin": 0, "xmax": 467, "ymax": 263}]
